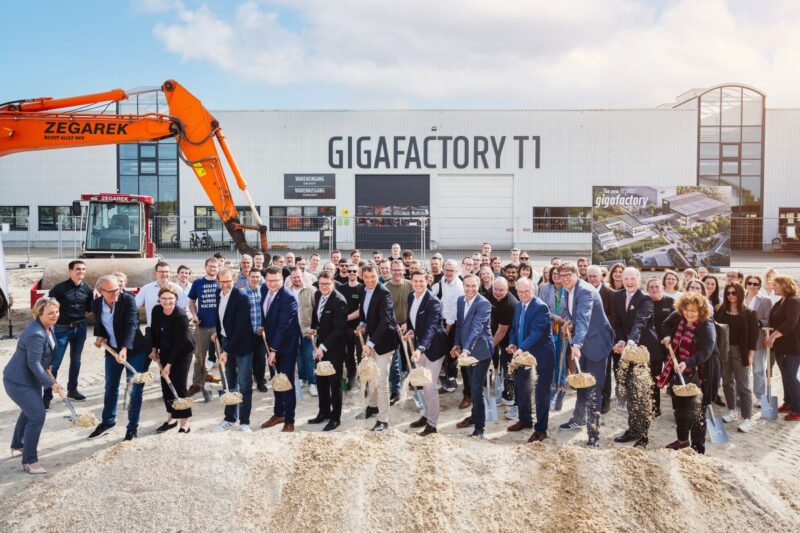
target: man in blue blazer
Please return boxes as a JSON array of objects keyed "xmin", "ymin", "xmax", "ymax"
[
  {"xmin": 453, "ymin": 274, "xmax": 494, "ymax": 438},
  {"xmin": 88, "ymin": 275, "xmax": 149, "ymax": 441},
  {"xmin": 211, "ymin": 268, "xmax": 254, "ymax": 433},
  {"xmin": 406, "ymin": 269, "xmax": 448, "ymax": 436},
  {"xmin": 506, "ymin": 278, "xmax": 556, "ymax": 442},
  {"xmin": 260, "ymin": 266, "xmax": 301, "ymax": 432},
  {"xmin": 558, "ymin": 262, "xmax": 614, "ymax": 447}
]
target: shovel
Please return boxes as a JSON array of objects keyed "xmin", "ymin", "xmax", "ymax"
[
  {"xmin": 485, "ymin": 366, "xmax": 498, "ymax": 422},
  {"xmin": 760, "ymin": 327, "xmax": 778, "ymax": 421},
  {"xmin": 260, "ymin": 331, "xmax": 298, "ymax": 397},
  {"xmin": 157, "ymin": 363, "xmax": 194, "ymax": 410},
  {"xmin": 47, "ymin": 369, "xmax": 78, "ymax": 422},
  {"xmin": 551, "ymin": 328, "xmax": 568, "ymax": 411},
  {"xmin": 102, "ymin": 343, "xmax": 154, "ymax": 385},
  {"xmin": 399, "ymin": 335, "xmax": 426, "ymax": 413},
  {"xmin": 706, "ymin": 404, "xmax": 729, "ymax": 444}
]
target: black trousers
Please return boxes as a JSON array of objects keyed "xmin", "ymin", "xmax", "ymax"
[
  {"xmin": 251, "ymin": 333, "xmax": 267, "ymax": 387},
  {"xmin": 442, "ymin": 326, "xmax": 458, "ymax": 386},
  {"xmin": 344, "ymin": 329, "xmax": 362, "ymax": 384},
  {"xmin": 160, "ymin": 352, "xmax": 192, "ymax": 419},
  {"xmin": 674, "ymin": 393, "xmax": 707, "ymax": 454},
  {"xmin": 317, "ymin": 355, "xmax": 344, "ymax": 422},
  {"xmin": 601, "ymin": 350, "xmax": 621, "ymax": 405}
]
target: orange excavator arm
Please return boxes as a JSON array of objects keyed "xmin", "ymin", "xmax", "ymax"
[{"xmin": 0, "ymin": 80, "xmax": 268, "ymax": 258}]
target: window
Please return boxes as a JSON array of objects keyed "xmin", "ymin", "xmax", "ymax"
[
  {"xmin": 270, "ymin": 206, "xmax": 335, "ymax": 231},
  {"xmin": 778, "ymin": 208, "xmax": 800, "ymax": 242},
  {"xmin": 194, "ymin": 206, "xmax": 261, "ymax": 232},
  {"xmin": 38, "ymin": 206, "xmax": 85, "ymax": 231},
  {"xmin": 0, "ymin": 206, "xmax": 29, "ymax": 231},
  {"xmin": 532, "ymin": 207, "xmax": 591, "ymax": 232}
]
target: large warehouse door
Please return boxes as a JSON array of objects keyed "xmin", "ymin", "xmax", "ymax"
[{"xmin": 436, "ymin": 175, "xmax": 513, "ymax": 248}]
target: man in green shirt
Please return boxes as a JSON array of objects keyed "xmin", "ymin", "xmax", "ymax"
[{"xmin": 385, "ymin": 260, "xmax": 413, "ymax": 405}]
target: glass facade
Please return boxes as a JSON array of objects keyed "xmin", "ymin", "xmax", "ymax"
[
  {"xmin": 696, "ymin": 85, "xmax": 765, "ymax": 249},
  {"xmin": 116, "ymin": 90, "xmax": 179, "ymax": 245}
]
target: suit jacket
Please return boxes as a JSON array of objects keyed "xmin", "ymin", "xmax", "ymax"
[
  {"xmin": 561, "ymin": 279, "xmax": 614, "ymax": 361},
  {"xmin": 359, "ymin": 283, "xmax": 400, "ymax": 355},
  {"xmin": 311, "ymin": 289, "xmax": 348, "ymax": 360},
  {"xmin": 768, "ymin": 296, "xmax": 800, "ymax": 357},
  {"xmin": 261, "ymin": 285, "xmax": 301, "ymax": 355},
  {"xmin": 92, "ymin": 292, "xmax": 147, "ymax": 356},
  {"xmin": 214, "ymin": 288, "xmax": 252, "ymax": 357},
  {"xmin": 509, "ymin": 297, "xmax": 556, "ymax": 367},
  {"xmin": 454, "ymin": 293, "xmax": 493, "ymax": 361},
  {"xmin": 598, "ymin": 284, "xmax": 615, "ymax": 323},
  {"xmin": 3, "ymin": 319, "xmax": 56, "ymax": 389},
  {"xmin": 406, "ymin": 289, "xmax": 447, "ymax": 361},
  {"xmin": 150, "ymin": 306, "xmax": 195, "ymax": 365},
  {"xmin": 612, "ymin": 289, "xmax": 661, "ymax": 362}
]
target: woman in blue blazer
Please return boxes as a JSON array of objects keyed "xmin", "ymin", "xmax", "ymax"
[{"xmin": 3, "ymin": 297, "xmax": 64, "ymax": 474}]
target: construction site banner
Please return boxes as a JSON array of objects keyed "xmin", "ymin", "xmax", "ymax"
[{"xmin": 591, "ymin": 185, "xmax": 732, "ymax": 269}]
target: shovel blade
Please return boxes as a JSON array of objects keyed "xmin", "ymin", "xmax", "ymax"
[
  {"xmin": 706, "ymin": 406, "xmax": 729, "ymax": 444},
  {"xmin": 413, "ymin": 389, "xmax": 426, "ymax": 413},
  {"xmin": 295, "ymin": 378, "xmax": 304, "ymax": 401},
  {"xmin": 553, "ymin": 389, "xmax": 566, "ymax": 411},
  {"xmin": 760, "ymin": 394, "xmax": 779, "ymax": 421}
]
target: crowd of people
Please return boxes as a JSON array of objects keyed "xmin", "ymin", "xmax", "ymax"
[{"xmin": 4, "ymin": 242, "xmax": 800, "ymax": 474}]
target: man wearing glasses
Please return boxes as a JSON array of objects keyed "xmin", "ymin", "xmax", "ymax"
[
  {"xmin": 338, "ymin": 263, "xmax": 364, "ymax": 389},
  {"xmin": 88, "ymin": 275, "xmax": 149, "ymax": 441},
  {"xmin": 433, "ymin": 260, "xmax": 464, "ymax": 393},
  {"xmin": 136, "ymin": 261, "xmax": 188, "ymax": 328}
]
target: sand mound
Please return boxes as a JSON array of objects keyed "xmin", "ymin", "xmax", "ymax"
[{"xmin": 0, "ymin": 431, "xmax": 796, "ymax": 533}]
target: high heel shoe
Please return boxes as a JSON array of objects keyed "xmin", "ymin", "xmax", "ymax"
[
  {"xmin": 11, "ymin": 448, "xmax": 23, "ymax": 458},
  {"xmin": 22, "ymin": 463, "xmax": 47, "ymax": 475},
  {"xmin": 178, "ymin": 426, "xmax": 191, "ymax": 434}
]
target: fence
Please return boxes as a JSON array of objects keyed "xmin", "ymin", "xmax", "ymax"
[{"xmin": 3, "ymin": 215, "xmax": 800, "ymax": 267}]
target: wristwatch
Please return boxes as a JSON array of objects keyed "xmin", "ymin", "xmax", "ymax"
[{"xmin": 418, "ymin": 346, "xmax": 426, "ymax": 353}]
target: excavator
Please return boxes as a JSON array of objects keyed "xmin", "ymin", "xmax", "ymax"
[{"xmin": 0, "ymin": 80, "xmax": 269, "ymax": 307}]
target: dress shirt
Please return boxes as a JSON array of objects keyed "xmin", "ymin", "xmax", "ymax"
[
  {"xmin": 218, "ymin": 289, "xmax": 232, "ymax": 337},
  {"xmin": 567, "ymin": 287, "xmax": 575, "ymax": 316},
  {"xmin": 100, "ymin": 300, "xmax": 118, "ymax": 348},
  {"xmin": 439, "ymin": 277, "xmax": 464, "ymax": 326},
  {"xmin": 409, "ymin": 293, "xmax": 424, "ymax": 329}
]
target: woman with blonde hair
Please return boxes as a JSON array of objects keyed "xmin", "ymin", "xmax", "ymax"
[
  {"xmin": 3, "ymin": 297, "xmax": 64, "ymax": 474},
  {"xmin": 765, "ymin": 276, "xmax": 800, "ymax": 421},
  {"xmin": 662, "ymin": 270, "xmax": 683, "ymax": 299}
]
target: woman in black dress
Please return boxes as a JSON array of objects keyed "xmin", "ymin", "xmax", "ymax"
[
  {"xmin": 150, "ymin": 285, "xmax": 195, "ymax": 433},
  {"xmin": 659, "ymin": 291, "xmax": 721, "ymax": 454}
]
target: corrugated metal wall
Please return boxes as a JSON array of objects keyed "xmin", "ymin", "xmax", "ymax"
[{"xmin": 764, "ymin": 109, "xmax": 800, "ymax": 241}]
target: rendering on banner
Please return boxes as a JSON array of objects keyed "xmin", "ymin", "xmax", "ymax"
[{"xmin": 592, "ymin": 185, "xmax": 732, "ymax": 269}]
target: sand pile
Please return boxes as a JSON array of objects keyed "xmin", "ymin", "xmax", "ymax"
[{"xmin": 0, "ymin": 431, "xmax": 796, "ymax": 533}]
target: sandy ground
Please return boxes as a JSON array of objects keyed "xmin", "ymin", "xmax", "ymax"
[{"xmin": 1, "ymin": 268, "xmax": 799, "ymax": 531}]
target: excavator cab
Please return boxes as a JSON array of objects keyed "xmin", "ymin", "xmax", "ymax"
[{"xmin": 80, "ymin": 193, "xmax": 155, "ymax": 258}]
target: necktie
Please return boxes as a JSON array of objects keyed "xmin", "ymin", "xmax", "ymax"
[
  {"xmin": 625, "ymin": 292, "xmax": 632, "ymax": 310},
  {"xmin": 519, "ymin": 303, "xmax": 527, "ymax": 341},
  {"xmin": 318, "ymin": 295, "xmax": 328, "ymax": 319},
  {"xmin": 265, "ymin": 291, "xmax": 274, "ymax": 315}
]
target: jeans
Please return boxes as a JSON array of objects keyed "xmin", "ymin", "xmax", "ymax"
[
  {"xmin": 469, "ymin": 358, "xmax": 491, "ymax": 432},
  {"xmin": 101, "ymin": 352, "xmax": 148, "ymax": 430},
  {"xmin": 5, "ymin": 378, "xmax": 46, "ymax": 465},
  {"xmin": 752, "ymin": 347, "xmax": 774, "ymax": 399},
  {"xmin": 222, "ymin": 347, "xmax": 254, "ymax": 425},
  {"xmin": 572, "ymin": 356, "xmax": 607, "ymax": 440},
  {"xmin": 296, "ymin": 337, "xmax": 316, "ymax": 385},
  {"xmin": 44, "ymin": 322, "xmax": 87, "ymax": 398},
  {"xmin": 778, "ymin": 354, "xmax": 800, "ymax": 413},
  {"xmin": 389, "ymin": 345, "xmax": 402, "ymax": 396}
]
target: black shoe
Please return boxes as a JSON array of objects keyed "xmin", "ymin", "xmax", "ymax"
[
  {"xmin": 88, "ymin": 422, "xmax": 114, "ymax": 440},
  {"xmin": 323, "ymin": 420, "xmax": 340, "ymax": 432},
  {"xmin": 364, "ymin": 406, "xmax": 379, "ymax": 419},
  {"xmin": 308, "ymin": 414, "xmax": 331, "ymax": 424},
  {"xmin": 409, "ymin": 416, "xmax": 428, "ymax": 429},
  {"xmin": 470, "ymin": 430, "xmax": 485, "ymax": 439},
  {"xmin": 178, "ymin": 427, "xmax": 191, "ymax": 434},
  {"xmin": 390, "ymin": 394, "xmax": 400, "ymax": 406},
  {"xmin": 600, "ymin": 400, "xmax": 611, "ymax": 414},
  {"xmin": 156, "ymin": 421, "xmax": 178, "ymax": 433},
  {"xmin": 614, "ymin": 430, "xmax": 636, "ymax": 443},
  {"xmin": 586, "ymin": 437, "xmax": 600, "ymax": 448},
  {"xmin": 124, "ymin": 428, "xmax": 137, "ymax": 441},
  {"xmin": 43, "ymin": 397, "xmax": 51, "ymax": 411},
  {"xmin": 371, "ymin": 421, "xmax": 389, "ymax": 432},
  {"xmin": 633, "ymin": 437, "xmax": 648, "ymax": 449},
  {"xmin": 653, "ymin": 410, "xmax": 662, "ymax": 419},
  {"xmin": 559, "ymin": 420, "xmax": 582, "ymax": 431},
  {"xmin": 257, "ymin": 384, "xmax": 269, "ymax": 393},
  {"xmin": 67, "ymin": 390, "xmax": 86, "ymax": 402}
]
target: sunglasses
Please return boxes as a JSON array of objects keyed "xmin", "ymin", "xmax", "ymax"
[
  {"xmin": 726, "ymin": 291, "xmax": 738, "ymax": 296},
  {"xmin": 746, "ymin": 281, "xmax": 760, "ymax": 286},
  {"xmin": 348, "ymin": 270, "xmax": 358, "ymax": 273},
  {"xmin": 520, "ymin": 256, "xmax": 529, "ymax": 260}
]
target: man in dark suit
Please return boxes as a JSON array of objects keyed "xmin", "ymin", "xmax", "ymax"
[
  {"xmin": 453, "ymin": 274, "xmax": 494, "ymax": 439},
  {"xmin": 611, "ymin": 267, "xmax": 661, "ymax": 448},
  {"xmin": 646, "ymin": 277, "xmax": 674, "ymax": 418},
  {"xmin": 210, "ymin": 268, "xmax": 254, "ymax": 432},
  {"xmin": 406, "ymin": 269, "xmax": 448, "ymax": 436},
  {"xmin": 308, "ymin": 271, "xmax": 348, "ymax": 431},
  {"xmin": 506, "ymin": 278, "xmax": 556, "ymax": 442},
  {"xmin": 357, "ymin": 264, "xmax": 400, "ymax": 431},
  {"xmin": 261, "ymin": 266, "xmax": 302, "ymax": 432},
  {"xmin": 88, "ymin": 275, "xmax": 149, "ymax": 441},
  {"xmin": 587, "ymin": 265, "xmax": 618, "ymax": 414},
  {"xmin": 559, "ymin": 262, "xmax": 614, "ymax": 447}
]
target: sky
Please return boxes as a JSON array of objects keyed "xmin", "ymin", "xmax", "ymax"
[{"xmin": 2, "ymin": 0, "xmax": 800, "ymax": 110}]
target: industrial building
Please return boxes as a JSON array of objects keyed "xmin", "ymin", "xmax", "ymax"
[{"xmin": 1, "ymin": 83, "xmax": 797, "ymax": 253}]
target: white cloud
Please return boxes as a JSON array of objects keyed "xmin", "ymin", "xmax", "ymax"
[{"xmin": 149, "ymin": 0, "xmax": 800, "ymax": 107}]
